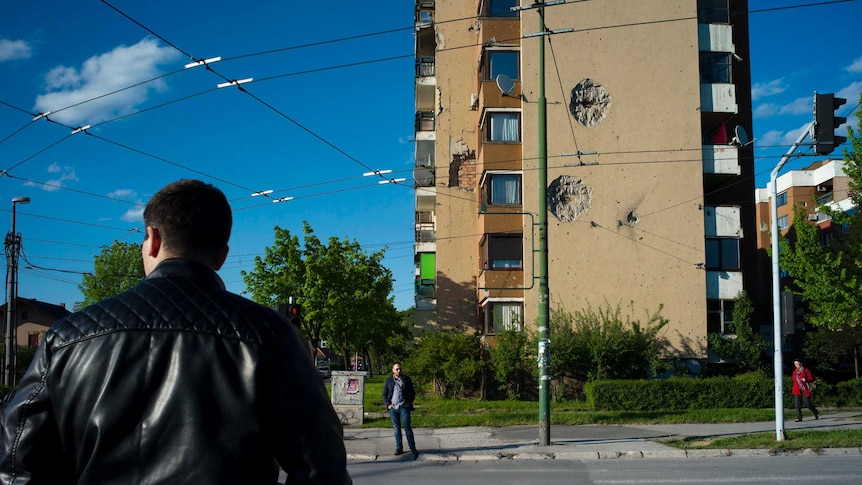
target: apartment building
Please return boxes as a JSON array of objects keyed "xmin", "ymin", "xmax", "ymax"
[
  {"xmin": 755, "ymin": 159, "xmax": 852, "ymax": 251},
  {"xmin": 413, "ymin": 0, "xmax": 759, "ymax": 359}
]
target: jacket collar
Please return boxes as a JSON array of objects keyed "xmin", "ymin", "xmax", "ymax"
[{"xmin": 146, "ymin": 258, "xmax": 226, "ymax": 290}]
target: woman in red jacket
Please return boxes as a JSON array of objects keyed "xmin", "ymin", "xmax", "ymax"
[{"xmin": 792, "ymin": 357, "xmax": 819, "ymax": 422}]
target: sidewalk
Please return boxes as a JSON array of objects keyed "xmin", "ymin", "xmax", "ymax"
[{"xmin": 343, "ymin": 411, "xmax": 862, "ymax": 462}]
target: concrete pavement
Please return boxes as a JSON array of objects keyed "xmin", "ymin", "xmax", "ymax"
[{"xmin": 343, "ymin": 411, "xmax": 862, "ymax": 462}]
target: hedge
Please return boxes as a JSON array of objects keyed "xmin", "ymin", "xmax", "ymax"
[{"xmin": 587, "ymin": 374, "xmax": 862, "ymax": 411}]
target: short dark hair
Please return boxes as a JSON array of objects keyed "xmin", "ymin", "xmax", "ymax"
[{"xmin": 143, "ymin": 179, "xmax": 232, "ymax": 266}]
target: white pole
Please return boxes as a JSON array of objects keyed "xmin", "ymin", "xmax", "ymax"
[{"xmin": 769, "ymin": 121, "xmax": 812, "ymax": 441}]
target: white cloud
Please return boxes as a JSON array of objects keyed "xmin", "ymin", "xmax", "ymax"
[
  {"xmin": 837, "ymin": 80, "xmax": 862, "ymax": 106},
  {"xmin": 33, "ymin": 38, "xmax": 179, "ymax": 125},
  {"xmin": 753, "ymin": 96, "xmax": 812, "ymax": 119},
  {"xmin": 756, "ymin": 122, "xmax": 811, "ymax": 149},
  {"xmin": 847, "ymin": 55, "xmax": 862, "ymax": 73},
  {"xmin": 120, "ymin": 207, "xmax": 145, "ymax": 223},
  {"xmin": 108, "ymin": 188, "xmax": 138, "ymax": 199},
  {"xmin": 751, "ymin": 78, "xmax": 786, "ymax": 101},
  {"xmin": 0, "ymin": 38, "xmax": 32, "ymax": 61},
  {"xmin": 23, "ymin": 163, "xmax": 78, "ymax": 191}
]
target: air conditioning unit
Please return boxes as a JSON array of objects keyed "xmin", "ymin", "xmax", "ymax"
[
  {"xmin": 807, "ymin": 214, "xmax": 819, "ymax": 221},
  {"xmin": 469, "ymin": 93, "xmax": 479, "ymax": 110}
]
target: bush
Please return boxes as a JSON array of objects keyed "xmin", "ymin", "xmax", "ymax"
[
  {"xmin": 405, "ymin": 329, "xmax": 482, "ymax": 398},
  {"xmin": 487, "ymin": 328, "xmax": 532, "ymax": 400}
]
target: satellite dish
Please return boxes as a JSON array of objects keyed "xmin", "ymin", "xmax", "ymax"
[
  {"xmin": 731, "ymin": 126, "xmax": 751, "ymax": 147},
  {"xmin": 413, "ymin": 166, "xmax": 434, "ymax": 186},
  {"xmin": 496, "ymin": 74, "xmax": 515, "ymax": 96}
]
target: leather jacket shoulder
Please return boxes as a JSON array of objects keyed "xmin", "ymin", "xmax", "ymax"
[{"xmin": 1, "ymin": 259, "xmax": 351, "ymax": 484}]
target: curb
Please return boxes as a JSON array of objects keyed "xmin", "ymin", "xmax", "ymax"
[{"xmin": 347, "ymin": 447, "xmax": 862, "ymax": 462}]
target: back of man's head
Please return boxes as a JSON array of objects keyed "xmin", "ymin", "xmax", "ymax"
[{"xmin": 143, "ymin": 179, "xmax": 232, "ymax": 267}]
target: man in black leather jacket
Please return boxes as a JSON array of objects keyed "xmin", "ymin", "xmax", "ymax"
[{"xmin": 0, "ymin": 179, "xmax": 351, "ymax": 484}]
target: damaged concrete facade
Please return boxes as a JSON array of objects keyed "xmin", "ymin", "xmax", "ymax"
[{"xmin": 412, "ymin": 0, "xmax": 760, "ymax": 359}]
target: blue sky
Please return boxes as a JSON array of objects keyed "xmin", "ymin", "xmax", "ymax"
[{"xmin": 1, "ymin": 1, "xmax": 860, "ymax": 312}]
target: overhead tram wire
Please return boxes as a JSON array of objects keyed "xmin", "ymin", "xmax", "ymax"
[
  {"xmin": 7, "ymin": 0, "xmax": 847, "ymax": 136},
  {"xmin": 101, "ymin": 0, "xmax": 411, "ymax": 192}
]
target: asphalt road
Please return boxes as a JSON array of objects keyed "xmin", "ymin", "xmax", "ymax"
[{"xmin": 345, "ymin": 455, "xmax": 862, "ymax": 484}]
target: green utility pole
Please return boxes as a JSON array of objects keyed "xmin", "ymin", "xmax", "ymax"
[
  {"xmin": 515, "ymin": 0, "xmax": 571, "ymax": 448},
  {"xmin": 536, "ymin": 5, "xmax": 551, "ymax": 447}
]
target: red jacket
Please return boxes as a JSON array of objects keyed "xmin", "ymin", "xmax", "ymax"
[{"xmin": 792, "ymin": 367, "xmax": 815, "ymax": 397}]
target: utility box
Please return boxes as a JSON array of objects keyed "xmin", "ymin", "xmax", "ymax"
[{"xmin": 330, "ymin": 371, "xmax": 366, "ymax": 426}]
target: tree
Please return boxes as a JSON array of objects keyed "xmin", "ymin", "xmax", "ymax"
[
  {"xmin": 242, "ymin": 222, "xmax": 402, "ymax": 368},
  {"xmin": 804, "ymin": 325, "xmax": 862, "ymax": 379},
  {"xmin": 487, "ymin": 328, "xmax": 532, "ymax": 399},
  {"xmin": 780, "ymin": 95, "xmax": 862, "ymax": 330},
  {"xmin": 707, "ymin": 291, "xmax": 767, "ymax": 372},
  {"xmin": 554, "ymin": 302, "xmax": 669, "ymax": 382},
  {"xmin": 405, "ymin": 329, "xmax": 481, "ymax": 398},
  {"xmin": 77, "ymin": 241, "xmax": 145, "ymax": 310}
]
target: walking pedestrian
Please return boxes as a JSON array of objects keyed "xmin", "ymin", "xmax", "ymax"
[
  {"xmin": 792, "ymin": 357, "xmax": 819, "ymax": 422},
  {"xmin": 0, "ymin": 179, "xmax": 351, "ymax": 484},
  {"xmin": 382, "ymin": 362, "xmax": 419, "ymax": 458}
]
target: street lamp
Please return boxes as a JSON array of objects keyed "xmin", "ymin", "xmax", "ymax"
[{"xmin": 4, "ymin": 196, "xmax": 30, "ymax": 387}]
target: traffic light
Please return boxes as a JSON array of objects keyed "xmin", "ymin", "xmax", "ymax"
[
  {"xmin": 287, "ymin": 303, "xmax": 302, "ymax": 327},
  {"xmin": 812, "ymin": 92, "xmax": 847, "ymax": 155}
]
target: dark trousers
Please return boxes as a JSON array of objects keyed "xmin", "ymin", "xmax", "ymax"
[
  {"xmin": 389, "ymin": 407, "xmax": 415, "ymax": 451},
  {"xmin": 794, "ymin": 393, "xmax": 818, "ymax": 420}
]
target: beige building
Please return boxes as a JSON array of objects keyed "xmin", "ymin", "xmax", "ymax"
[
  {"xmin": 413, "ymin": 0, "xmax": 759, "ymax": 359},
  {"xmin": 754, "ymin": 159, "xmax": 852, "ymax": 251}
]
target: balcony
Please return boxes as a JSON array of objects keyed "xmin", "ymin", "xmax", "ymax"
[
  {"xmin": 706, "ymin": 270, "xmax": 742, "ymax": 300},
  {"xmin": 698, "ymin": 24, "xmax": 734, "ymax": 53},
  {"xmin": 701, "ymin": 83, "xmax": 737, "ymax": 114},
  {"xmin": 702, "ymin": 145, "xmax": 740, "ymax": 175},
  {"xmin": 416, "ymin": 57, "xmax": 435, "ymax": 77},
  {"xmin": 415, "ymin": 112, "xmax": 435, "ymax": 132}
]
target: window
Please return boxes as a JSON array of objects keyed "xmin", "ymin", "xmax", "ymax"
[
  {"xmin": 485, "ymin": 302, "xmax": 523, "ymax": 334},
  {"xmin": 485, "ymin": 50, "xmax": 519, "ymax": 80},
  {"xmin": 776, "ymin": 191, "xmax": 788, "ymax": 207},
  {"xmin": 485, "ymin": 173, "xmax": 521, "ymax": 206},
  {"xmin": 699, "ymin": 52, "xmax": 732, "ymax": 84},
  {"xmin": 705, "ymin": 238, "xmax": 739, "ymax": 270},
  {"xmin": 488, "ymin": 0, "xmax": 518, "ymax": 17},
  {"xmin": 777, "ymin": 215, "xmax": 789, "ymax": 230},
  {"xmin": 486, "ymin": 234, "xmax": 523, "ymax": 270},
  {"xmin": 707, "ymin": 299, "xmax": 735, "ymax": 334},
  {"xmin": 487, "ymin": 112, "xmax": 520, "ymax": 142},
  {"xmin": 698, "ymin": 0, "xmax": 730, "ymax": 23}
]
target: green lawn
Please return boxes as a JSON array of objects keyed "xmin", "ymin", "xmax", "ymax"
[{"xmin": 331, "ymin": 376, "xmax": 862, "ymax": 448}]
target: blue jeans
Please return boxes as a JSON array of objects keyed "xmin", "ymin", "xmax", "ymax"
[{"xmin": 389, "ymin": 407, "xmax": 415, "ymax": 451}]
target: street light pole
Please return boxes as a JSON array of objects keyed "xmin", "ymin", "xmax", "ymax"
[
  {"xmin": 769, "ymin": 123, "xmax": 811, "ymax": 442},
  {"xmin": 4, "ymin": 196, "xmax": 30, "ymax": 387}
]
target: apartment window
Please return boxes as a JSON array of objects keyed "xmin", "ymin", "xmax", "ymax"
[
  {"xmin": 485, "ymin": 173, "xmax": 522, "ymax": 206},
  {"xmin": 485, "ymin": 50, "xmax": 519, "ymax": 81},
  {"xmin": 698, "ymin": 0, "xmax": 731, "ymax": 23},
  {"xmin": 705, "ymin": 238, "xmax": 739, "ymax": 270},
  {"xmin": 488, "ymin": 0, "xmax": 518, "ymax": 17},
  {"xmin": 486, "ymin": 234, "xmax": 523, "ymax": 270},
  {"xmin": 707, "ymin": 299, "xmax": 735, "ymax": 334},
  {"xmin": 487, "ymin": 112, "xmax": 521, "ymax": 142},
  {"xmin": 777, "ymin": 215, "xmax": 789, "ymax": 230},
  {"xmin": 776, "ymin": 191, "xmax": 788, "ymax": 207},
  {"xmin": 699, "ymin": 52, "xmax": 732, "ymax": 84},
  {"xmin": 485, "ymin": 301, "xmax": 523, "ymax": 334}
]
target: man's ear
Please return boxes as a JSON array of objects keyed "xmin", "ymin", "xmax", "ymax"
[
  {"xmin": 212, "ymin": 245, "xmax": 229, "ymax": 270},
  {"xmin": 144, "ymin": 226, "xmax": 161, "ymax": 258}
]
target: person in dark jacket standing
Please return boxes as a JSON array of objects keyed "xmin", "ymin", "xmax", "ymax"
[
  {"xmin": 0, "ymin": 179, "xmax": 351, "ymax": 484},
  {"xmin": 382, "ymin": 362, "xmax": 419, "ymax": 458},
  {"xmin": 792, "ymin": 357, "xmax": 819, "ymax": 422}
]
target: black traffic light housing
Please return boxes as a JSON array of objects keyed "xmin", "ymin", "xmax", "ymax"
[
  {"xmin": 813, "ymin": 93, "xmax": 847, "ymax": 155},
  {"xmin": 287, "ymin": 303, "xmax": 302, "ymax": 327}
]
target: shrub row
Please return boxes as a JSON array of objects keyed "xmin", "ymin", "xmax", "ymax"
[{"xmin": 587, "ymin": 373, "xmax": 862, "ymax": 411}]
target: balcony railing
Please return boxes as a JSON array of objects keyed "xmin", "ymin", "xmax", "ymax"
[
  {"xmin": 416, "ymin": 57, "xmax": 435, "ymax": 77},
  {"xmin": 415, "ymin": 112, "xmax": 435, "ymax": 132}
]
